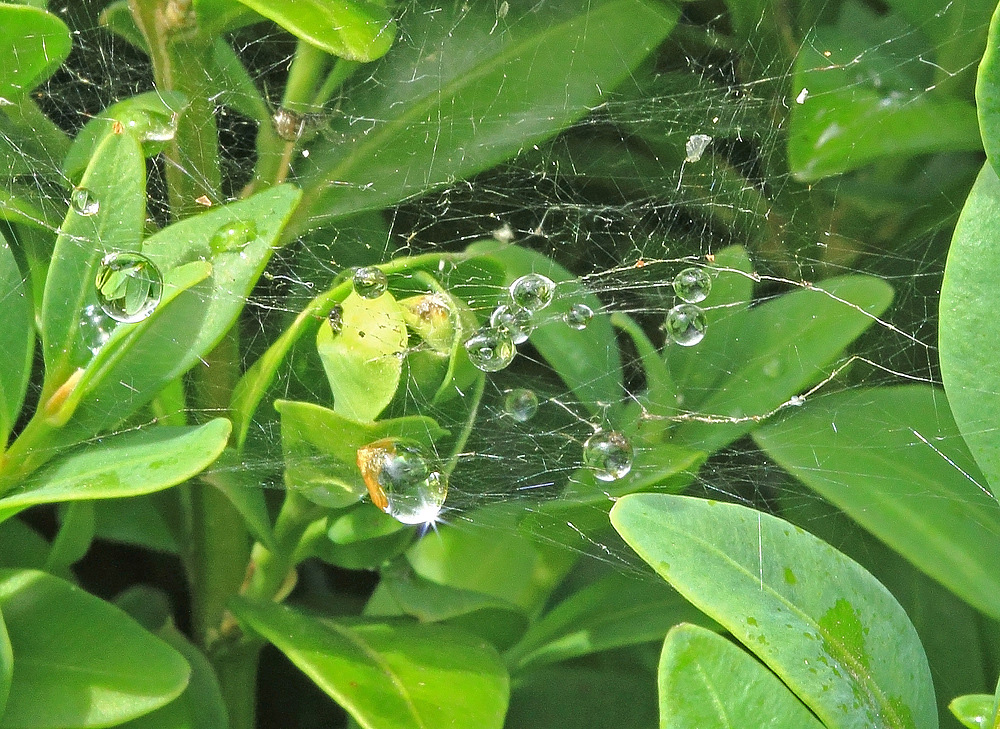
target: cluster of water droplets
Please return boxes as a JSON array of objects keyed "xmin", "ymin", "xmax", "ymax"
[{"xmin": 664, "ymin": 266, "xmax": 712, "ymax": 347}]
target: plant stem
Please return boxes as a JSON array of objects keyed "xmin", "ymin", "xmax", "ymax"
[{"xmin": 244, "ymin": 489, "xmax": 323, "ymax": 602}]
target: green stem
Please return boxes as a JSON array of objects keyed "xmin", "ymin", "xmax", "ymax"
[
  {"xmin": 311, "ymin": 58, "xmax": 360, "ymax": 108},
  {"xmin": 244, "ymin": 489, "xmax": 323, "ymax": 602}
]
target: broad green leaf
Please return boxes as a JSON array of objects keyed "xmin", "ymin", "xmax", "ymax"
[
  {"xmin": 0, "ymin": 233, "xmax": 32, "ymax": 446},
  {"xmin": 659, "ymin": 623, "xmax": 825, "ymax": 729},
  {"xmin": 63, "ymin": 92, "xmax": 188, "ymax": 180},
  {"xmin": 229, "ymin": 0, "xmax": 395, "ymax": 61},
  {"xmin": 677, "ymin": 274, "xmax": 894, "ymax": 452},
  {"xmin": 41, "ymin": 131, "xmax": 145, "ymax": 389},
  {"xmin": 231, "ymin": 599, "xmax": 510, "ymax": 729},
  {"xmin": 941, "ymin": 163, "xmax": 1000, "ymax": 495},
  {"xmin": 0, "ymin": 420, "xmax": 231, "ymax": 524},
  {"xmin": 611, "ymin": 494, "xmax": 937, "ymax": 729},
  {"xmin": 467, "ymin": 241, "xmax": 623, "ymax": 413},
  {"xmin": 0, "ymin": 5, "xmax": 71, "ymax": 102},
  {"xmin": 0, "ymin": 609, "xmax": 9, "ymax": 719},
  {"xmin": 276, "ymin": 399, "xmax": 446, "ymax": 508},
  {"xmin": 292, "ymin": 0, "xmax": 678, "ymax": 229},
  {"xmin": 978, "ymin": 3, "xmax": 1000, "ymax": 177},
  {"xmin": 949, "ymin": 694, "xmax": 996, "ymax": 729},
  {"xmin": 92, "ymin": 496, "xmax": 178, "ymax": 554},
  {"xmin": 505, "ymin": 571, "xmax": 718, "ymax": 672},
  {"xmin": 310, "ymin": 512, "xmax": 412, "ymax": 570},
  {"xmin": 45, "ymin": 502, "xmax": 95, "ymax": 573},
  {"xmin": 788, "ymin": 24, "xmax": 980, "ymax": 181},
  {"xmin": 0, "ymin": 189, "xmax": 50, "ymax": 229},
  {"xmin": 0, "ymin": 569, "xmax": 189, "ymax": 729},
  {"xmin": 755, "ymin": 386, "xmax": 1000, "ymax": 620},
  {"xmin": 317, "ymin": 289, "xmax": 407, "ymax": 423},
  {"xmin": 0, "ymin": 518, "xmax": 48, "ymax": 570}
]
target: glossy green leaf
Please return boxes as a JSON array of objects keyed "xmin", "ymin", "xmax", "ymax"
[
  {"xmin": 949, "ymin": 694, "xmax": 996, "ymax": 729},
  {"xmin": 229, "ymin": 0, "xmax": 395, "ymax": 61},
  {"xmin": 468, "ymin": 241, "xmax": 623, "ymax": 413},
  {"xmin": 0, "ymin": 188, "xmax": 52, "ymax": 229},
  {"xmin": 659, "ymin": 623, "xmax": 825, "ymax": 729},
  {"xmin": 755, "ymin": 385, "xmax": 1000, "ymax": 619},
  {"xmin": 0, "ymin": 519, "xmax": 48, "ymax": 570},
  {"xmin": 941, "ymin": 163, "xmax": 1000, "ymax": 496},
  {"xmin": 0, "ymin": 420, "xmax": 231, "ymax": 524},
  {"xmin": 92, "ymin": 496, "xmax": 178, "ymax": 554},
  {"xmin": 677, "ymin": 274, "xmax": 894, "ymax": 452},
  {"xmin": 978, "ymin": 3, "xmax": 1000, "ymax": 177},
  {"xmin": 788, "ymin": 23, "xmax": 980, "ymax": 181},
  {"xmin": 292, "ymin": 0, "xmax": 678, "ymax": 229},
  {"xmin": 231, "ymin": 599, "xmax": 509, "ymax": 729},
  {"xmin": 41, "ymin": 131, "xmax": 145, "ymax": 389},
  {"xmin": 611, "ymin": 493, "xmax": 937, "ymax": 729},
  {"xmin": 63, "ymin": 92, "xmax": 188, "ymax": 180},
  {"xmin": 0, "ymin": 609, "xmax": 10, "ymax": 720},
  {"xmin": 45, "ymin": 502, "xmax": 95, "ymax": 573},
  {"xmin": 198, "ymin": 449, "xmax": 274, "ymax": 551},
  {"xmin": 506, "ymin": 571, "xmax": 718, "ymax": 673},
  {"xmin": 0, "ymin": 233, "xmax": 32, "ymax": 447},
  {"xmin": 276, "ymin": 399, "xmax": 446, "ymax": 508},
  {"xmin": 317, "ymin": 289, "xmax": 407, "ymax": 423},
  {"xmin": 0, "ymin": 5, "xmax": 71, "ymax": 102},
  {"xmin": 0, "ymin": 569, "xmax": 189, "ymax": 729}
]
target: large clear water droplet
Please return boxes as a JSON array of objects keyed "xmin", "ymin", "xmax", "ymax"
[
  {"xmin": 490, "ymin": 304, "xmax": 532, "ymax": 344},
  {"xmin": 673, "ymin": 267, "xmax": 712, "ymax": 303},
  {"xmin": 94, "ymin": 251, "xmax": 163, "ymax": 323},
  {"xmin": 273, "ymin": 107, "xmax": 304, "ymax": 142},
  {"xmin": 509, "ymin": 273, "xmax": 555, "ymax": 314},
  {"xmin": 352, "ymin": 266, "xmax": 388, "ymax": 299},
  {"xmin": 582, "ymin": 430, "xmax": 633, "ymax": 481},
  {"xmin": 210, "ymin": 219, "xmax": 257, "ymax": 255},
  {"xmin": 563, "ymin": 302, "xmax": 594, "ymax": 330},
  {"xmin": 504, "ymin": 388, "xmax": 538, "ymax": 422},
  {"xmin": 70, "ymin": 187, "xmax": 99, "ymax": 216},
  {"xmin": 664, "ymin": 303, "xmax": 707, "ymax": 347},
  {"xmin": 464, "ymin": 327, "xmax": 516, "ymax": 372},
  {"xmin": 78, "ymin": 303, "xmax": 113, "ymax": 355},
  {"xmin": 356, "ymin": 438, "xmax": 448, "ymax": 525}
]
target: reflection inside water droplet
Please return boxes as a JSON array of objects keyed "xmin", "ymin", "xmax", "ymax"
[
  {"xmin": 582, "ymin": 430, "xmax": 633, "ymax": 481},
  {"xmin": 94, "ymin": 251, "xmax": 163, "ymax": 323},
  {"xmin": 70, "ymin": 187, "xmax": 99, "ymax": 216},
  {"xmin": 503, "ymin": 388, "xmax": 538, "ymax": 422},
  {"xmin": 563, "ymin": 302, "xmax": 594, "ymax": 330},
  {"xmin": 353, "ymin": 266, "xmax": 388, "ymax": 299},
  {"xmin": 509, "ymin": 273, "xmax": 555, "ymax": 314},
  {"xmin": 663, "ymin": 303, "xmax": 707, "ymax": 346},
  {"xmin": 464, "ymin": 327, "xmax": 516, "ymax": 372},
  {"xmin": 356, "ymin": 438, "xmax": 448, "ymax": 525},
  {"xmin": 672, "ymin": 267, "xmax": 712, "ymax": 304},
  {"xmin": 491, "ymin": 304, "xmax": 532, "ymax": 344}
]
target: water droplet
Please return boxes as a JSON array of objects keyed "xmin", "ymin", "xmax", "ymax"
[
  {"xmin": 328, "ymin": 304, "xmax": 344, "ymax": 334},
  {"xmin": 563, "ymin": 303, "xmax": 594, "ymax": 330},
  {"xmin": 273, "ymin": 107, "xmax": 304, "ymax": 142},
  {"xmin": 503, "ymin": 388, "xmax": 538, "ymax": 422},
  {"xmin": 70, "ymin": 187, "xmax": 99, "ymax": 216},
  {"xmin": 356, "ymin": 438, "xmax": 447, "ymax": 525},
  {"xmin": 663, "ymin": 304, "xmax": 707, "ymax": 347},
  {"xmin": 94, "ymin": 251, "xmax": 163, "ymax": 323},
  {"xmin": 490, "ymin": 304, "xmax": 532, "ymax": 344},
  {"xmin": 352, "ymin": 266, "xmax": 388, "ymax": 299},
  {"xmin": 582, "ymin": 430, "xmax": 633, "ymax": 481},
  {"xmin": 464, "ymin": 327, "xmax": 516, "ymax": 372},
  {"xmin": 78, "ymin": 303, "xmax": 113, "ymax": 355},
  {"xmin": 672, "ymin": 267, "xmax": 712, "ymax": 303},
  {"xmin": 685, "ymin": 134, "xmax": 713, "ymax": 163},
  {"xmin": 509, "ymin": 273, "xmax": 555, "ymax": 314},
  {"xmin": 209, "ymin": 219, "xmax": 257, "ymax": 255}
]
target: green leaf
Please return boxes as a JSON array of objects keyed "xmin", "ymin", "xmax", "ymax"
[
  {"xmin": 0, "ymin": 519, "xmax": 48, "ymax": 570},
  {"xmin": 0, "ymin": 233, "xmax": 32, "ymax": 447},
  {"xmin": 63, "ymin": 92, "xmax": 188, "ymax": 181},
  {"xmin": 659, "ymin": 623, "xmax": 825, "ymax": 729},
  {"xmin": 676, "ymin": 274, "xmax": 894, "ymax": 452},
  {"xmin": 317, "ymin": 289, "xmax": 407, "ymax": 423},
  {"xmin": 0, "ymin": 609, "xmax": 10, "ymax": 720},
  {"xmin": 45, "ymin": 502, "xmax": 95, "ymax": 573},
  {"xmin": 41, "ymin": 131, "xmax": 145, "ymax": 388},
  {"xmin": 468, "ymin": 242, "xmax": 623, "ymax": 413},
  {"xmin": 292, "ymin": 0, "xmax": 678, "ymax": 228},
  {"xmin": 230, "ymin": 599, "xmax": 510, "ymax": 729},
  {"xmin": 505, "ymin": 571, "xmax": 719, "ymax": 673},
  {"xmin": 940, "ymin": 163, "xmax": 1000, "ymax": 496},
  {"xmin": 788, "ymin": 22, "xmax": 980, "ymax": 181},
  {"xmin": 611, "ymin": 494, "xmax": 937, "ymax": 729},
  {"xmin": 0, "ymin": 5, "xmax": 71, "ymax": 102},
  {"xmin": 276, "ymin": 399, "xmax": 446, "ymax": 509},
  {"xmin": 978, "ymin": 2, "xmax": 1000, "ymax": 177},
  {"xmin": 92, "ymin": 496, "xmax": 178, "ymax": 554},
  {"xmin": 0, "ymin": 420, "xmax": 231, "ymax": 524},
  {"xmin": 0, "ymin": 569, "xmax": 189, "ymax": 729},
  {"xmin": 949, "ymin": 694, "xmax": 997, "ymax": 729},
  {"xmin": 229, "ymin": 0, "xmax": 395, "ymax": 61},
  {"xmin": 754, "ymin": 385, "xmax": 1000, "ymax": 620},
  {"xmin": 198, "ymin": 449, "xmax": 274, "ymax": 550}
]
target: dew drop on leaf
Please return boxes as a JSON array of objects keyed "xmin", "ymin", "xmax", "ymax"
[
  {"xmin": 210, "ymin": 219, "xmax": 257, "ymax": 254},
  {"xmin": 70, "ymin": 187, "xmax": 100, "ymax": 216},
  {"xmin": 465, "ymin": 327, "xmax": 516, "ymax": 372},
  {"xmin": 664, "ymin": 303, "xmax": 707, "ymax": 346},
  {"xmin": 352, "ymin": 266, "xmax": 388, "ymax": 299},
  {"xmin": 94, "ymin": 251, "xmax": 163, "ymax": 323},
  {"xmin": 503, "ymin": 388, "xmax": 538, "ymax": 422},
  {"xmin": 356, "ymin": 438, "xmax": 448, "ymax": 525},
  {"xmin": 509, "ymin": 273, "xmax": 555, "ymax": 313},
  {"xmin": 582, "ymin": 430, "xmax": 633, "ymax": 481},
  {"xmin": 78, "ymin": 303, "xmax": 113, "ymax": 354},
  {"xmin": 563, "ymin": 302, "xmax": 594, "ymax": 330},
  {"xmin": 491, "ymin": 303, "xmax": 532, "ymax": 344},
  {"xmin": 672, "ymin": 266, "xmax": 712, "ymax": 303}
]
